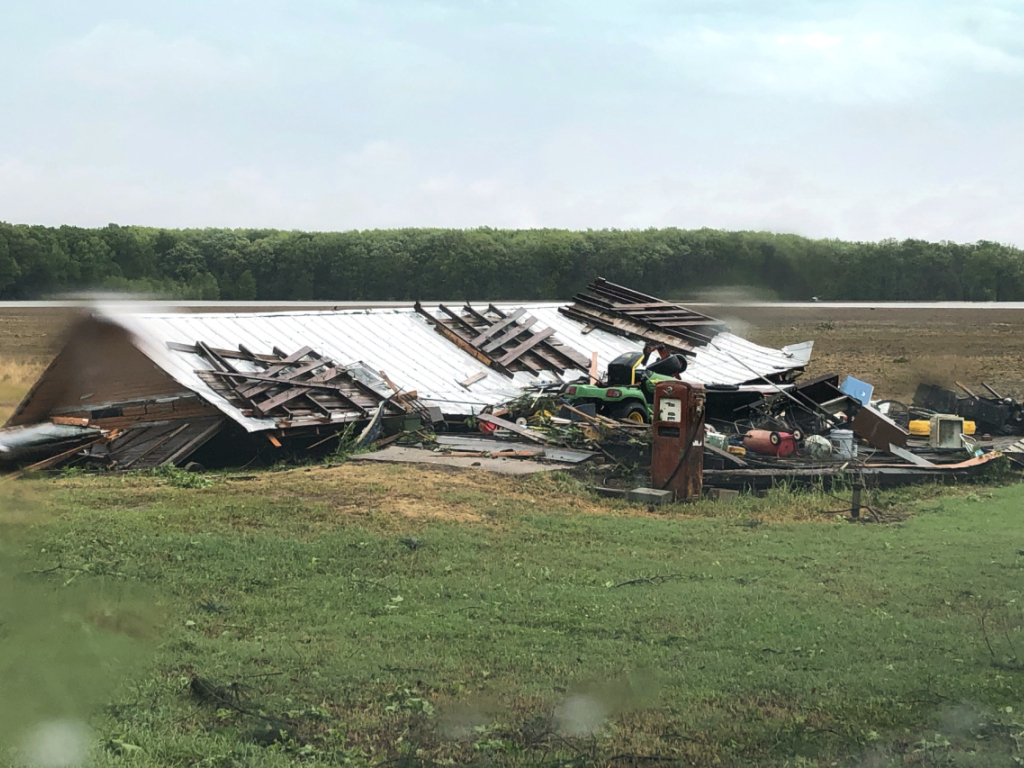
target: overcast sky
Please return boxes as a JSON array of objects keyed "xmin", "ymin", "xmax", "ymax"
[{"xmin": 1, "ymin": 0, "xmax": 1022, "ymax": 243}]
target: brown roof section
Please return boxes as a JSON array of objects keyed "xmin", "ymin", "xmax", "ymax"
[{"xmin": 558, "ymin": 278, "xmax": 729, "ymax": 354}]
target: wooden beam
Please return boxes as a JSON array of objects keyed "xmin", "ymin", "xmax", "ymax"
[
  {"xmin": 481, "ymin": 317, "xmax": 537, "ymax": 353},
  {"xmin": 437, "ymin": 304, "xmax": 482, "ymax": 337},
  {"xmin": 253, "ymin": 388, "xmax": 312, "ymax": 416},
  {"xmin": 161, "ymin": 420, "xmax": 226, "ymax": 467},
  {"xmin": 236, "ymin": 357, "xmax": 329, "ymax": 398},
  {"xmin": 497, "ymin": 328, "xmax": 556, "ymax": 366},
  {"xmin": 12, "ymin": 433, "xmax": 118, "ymax": 477},
  {"xmin": 202, "ymin": 370, "xmax": 354, "ymax": 392},
  {"xmin": 197, "ymin": 341, "xmax": 237, "ymax": 373},
  {"xmin": 470, "ymin": 308, "xmax": 526, "ymax": 345},
  {"xmin": 120, "ymin": 423, "xmax": 192, "ymax": 469},
  {"xmin": 475, "ymin": 413, "xmax": 550, "ymax": 444},
  {"xmin": 460, "ymin": 371, "xmax": 488, "ymax": 388}
]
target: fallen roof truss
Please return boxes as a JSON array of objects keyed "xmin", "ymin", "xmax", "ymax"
[
  {"xmin": 414, "ymin": 302, "xmax": 590, "ymax": 377},
  {"xmin": 559, "ymin": 278, "xmax": 729, "ymax": 353},
  {"xmin": 173, "ymin": 342, "xmax": 407, "ymax": 428}
]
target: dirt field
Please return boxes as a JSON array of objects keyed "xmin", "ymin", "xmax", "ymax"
[
  {"xmin": 3, "ymin": 305, "xmax": 1024, "ymax": 423},
  {"xmin": 0, "ymin": 309, "xmax": 76, "ymax": 422},
  {"xmin": 728, "ymin": 306, "xmax": 1024, "ymax": 401}
]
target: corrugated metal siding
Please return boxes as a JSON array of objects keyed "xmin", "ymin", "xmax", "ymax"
[{"xmin": 95, "ymin": 304, "xmax": 812, "ymax": 432}]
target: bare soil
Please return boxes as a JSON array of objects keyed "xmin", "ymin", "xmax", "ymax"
[{"xmin": 721, "ymin": 306, "xmax": 1024, "ymax": 402}]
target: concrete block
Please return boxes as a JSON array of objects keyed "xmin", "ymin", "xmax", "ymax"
[
  {"xmin": 627, "ymin": 487, "xmax": 674, "ymax": 505},
  {"xmin": 705, "ymin": 487, "xmax": 739, "ymax": 502}
]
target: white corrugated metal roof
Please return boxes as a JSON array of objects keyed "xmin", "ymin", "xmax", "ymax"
[
  {"xmin": 516, "ymin": 305, "xmax": 813, "ymax": 389},
  {"xmin": 95, "ymin": 303, "xmax": 812, "ymax": 432}
]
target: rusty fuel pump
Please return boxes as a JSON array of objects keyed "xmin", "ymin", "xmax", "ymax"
[{"xmin": 650, "ymin": 380, "xmax": 706, "ymax": 501}]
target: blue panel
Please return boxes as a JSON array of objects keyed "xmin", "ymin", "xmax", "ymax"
[{"xmin": 840, "ymin": 376, "xmax": 873, "ymax": 406}]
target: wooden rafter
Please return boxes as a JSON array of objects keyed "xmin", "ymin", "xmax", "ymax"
[
  {"xmin": 558, "ymin": 278, "xmax": 729, "ymax": 353},
  {"xmin": 415, "ymin": 302, "xmax": 590, "ymax": 378},
  {"xmin": 189, "ymin": 344, "xmax": 405, "ymax": 427}
]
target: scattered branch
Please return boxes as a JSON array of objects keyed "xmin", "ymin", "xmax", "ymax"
[
  {"xmin": 612, "ymin": 574, "xmax": 681, "ymax": 588},
  {"xmin": 20, "ymin": 563, "xmax": 65, "ymax": 576}
]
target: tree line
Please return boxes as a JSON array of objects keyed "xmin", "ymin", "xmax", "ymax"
[{"xmin": 1, "ymin": 222, "xmax": 1022, "ymax": 302}]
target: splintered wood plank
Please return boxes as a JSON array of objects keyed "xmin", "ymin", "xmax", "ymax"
[
  {"xmin": 497, "ymin": 328, "xmax": 556, "ymax": 366},
  {"xmin": 481, "ymin": 317, "xmax": 537, "ymax": 353},
  {"xmin": 460, "ymin": 371, "xmax": 488, "ymax": 388},
  {"xmin": 437, "ymin": 304, "xmax": 482, "ymax": 338},
  {"xmin": 559, "ymin": 305, "xmax": 713, "ymax": 347},
  {"xmin": 254, "ymin": 387, "xmax": 316, "ymax": 416},
  {"xmin": 510, "ymin": 353, "xmax": 546, "ymax": 374},
  {"xmin": 161, "ymin": 419, "xmax": 226, "ymax": 467},
  {"xmin": 475, "ymin": 413, "xmax": 550, "ymax": 444},
  {"xmin": 458, "ymin": 303, "xmax": 496, "ymax": 327},
  {"xmin": 558, "ymin": 306, "xmax": 699, "ymax": 351},
  {"xmin": 202, "ymin": 371, "xmax": 354, "ymax": 392},
  {"xmin": 470, "ymin": 308, "xmax": 526, "ymax": 344},
  {"xmin": 197, "ymin": 342, "xmax": 237, "ymax": 373},
  {"xmin": 168, "ymin": 341, "xmax": 280, "ymax": 363},
  {"xmin": 237, "ymin": 347, "xmax": 319, "ymax": 396},
  {"xmin": 297, "ymin": 393, "xmax": 337, "ymax": 418},
  {"xmin": 610, "ymin": 302, "xmax": 680, "ymax": 310},
  {"xmin": 270, "ymin": 346, "xmax": 316, "ymax": 364},
  {"xmin": 237, "ymin": 358, "xmax": 330, "ymax": 398},
  {"xmin": 120, "ymin": 423, "xmax": 191, "ymax": 469}
]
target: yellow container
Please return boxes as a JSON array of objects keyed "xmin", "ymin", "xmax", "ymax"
[
  {"xmin": 727, "ymin": 445, "xmax": 747, "ymax": 457},
  {"xmin": 909, "ymin": 419, "xmax": 975, "ymax": 436}
]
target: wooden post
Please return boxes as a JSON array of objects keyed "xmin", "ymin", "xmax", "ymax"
[
  {"xmin": 589, "ymin": 352, "xmax": 599, "ymax": 385},
  {"xmin": 851, "ymin": 483, "xmax": 862, "ymax": 519}
]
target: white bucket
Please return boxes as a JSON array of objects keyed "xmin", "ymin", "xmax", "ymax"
[{"xmin": 829, "ymin": 429, "xmax": 857, "ymax": 459}]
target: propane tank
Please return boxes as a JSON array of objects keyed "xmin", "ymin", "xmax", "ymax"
[{"xmin": 743, "ymin": 429, "xmax": 797, "ymax": 458}]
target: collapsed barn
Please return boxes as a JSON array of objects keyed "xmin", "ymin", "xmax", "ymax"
[
  {"xmin": 2, "ymin": 278, "xmax": 1014, "ymax": 496},
  {"xmin": 0, "ymin": 280, "xmax": 811, "ymax": 472}
]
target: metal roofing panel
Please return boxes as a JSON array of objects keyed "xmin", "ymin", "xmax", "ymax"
[
  {"xmin": 0, "ymin": 423, "xmax": 102, "ymax": 455},
  {"xmin": 96, "ymin": 303, "xmax": 812, "ymax": 432},
  {"xmin": 105, "ymin": 307, "xmax": 528, "ymax": 432},
  {"xmin": 506, "ymin": 304, "xmax": 812, "ymax": 388}
]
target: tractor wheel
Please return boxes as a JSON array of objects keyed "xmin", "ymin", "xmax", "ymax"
[{"xmin": 611, "ymin": 402, "xmax": 648, "ymax": 424}]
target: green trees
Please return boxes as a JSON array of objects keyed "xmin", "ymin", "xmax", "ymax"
[
  {"xmin": 0, "ymin": 222, "xmax": 1021, "ymax": 302},
  {"xmin": 0, "ymin": 233, "xmax": 20, "ymax": 295}
]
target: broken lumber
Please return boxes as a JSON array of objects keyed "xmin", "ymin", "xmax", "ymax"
[{"xmin": 476, "ymin": 413, "xmax": 550, "ymax": 444}]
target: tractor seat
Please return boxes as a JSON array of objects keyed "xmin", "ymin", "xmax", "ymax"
[{"xmin": 646, "ymin": 354, "xmax": 687, "ymax": 376}]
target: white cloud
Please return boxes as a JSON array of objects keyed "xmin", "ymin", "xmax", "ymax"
[
  {"xmin": 646, "ymin": 8, "xmax": 1024, "ymax": 103},
  {"xmin": 50, "ymin": 22, "xmax": 266, "ymax": 94}
]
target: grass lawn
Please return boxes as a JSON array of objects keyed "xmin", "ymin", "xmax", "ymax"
[{"xmin": 2, "ymin": 464, "xmax": 1024, "ymax": 767}]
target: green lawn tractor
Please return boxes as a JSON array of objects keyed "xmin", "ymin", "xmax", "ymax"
[{"xmin": 561, "ymin": 348, "xmax": 688, "ymax": 423}]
